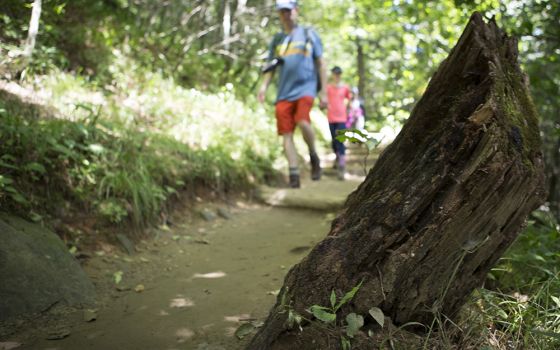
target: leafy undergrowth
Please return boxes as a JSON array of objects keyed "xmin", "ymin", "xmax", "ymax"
[
  {"xmin": 407, "ymin": 211, "xmax": 560, "ymax": 350},
  {"xmin": 0, "ymin": 66, "xmax": 280, "ymax": 233},
  {"xmin": 405, "ymin": 210, "xmax": 560, "ymax": 350},
  {"xmin": 473, "ymin": 210, "xmax": 560, "ymax": 349},
  {"xmin": 286, "ymin": 210, "xmax": 560, "ymax": 349}
]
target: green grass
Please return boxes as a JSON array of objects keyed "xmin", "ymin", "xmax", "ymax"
[
  {"xmin": 377, "ymin": 211, "xmax": 560, "ymax": 350},
  {"xmin": 474, "ymin": 210, "xmax": 560, "ymax": 349},
  {"xmin": 0, "ymin": 66, "xmax": 280, "ymax": 228}
]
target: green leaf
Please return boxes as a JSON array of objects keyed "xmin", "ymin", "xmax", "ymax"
[
  {"xmin": 309, "ymin": 305, "xmax": 336, "ymax": 323},
  {"xmin": 1, "ymin": 154, "xmax": 17, "ymax": 162},
  {"xmin": 335, "ymin": 281, "xmax": 363, "ymax": 311},
  {"xmin": 10, "ymin": 192, "xmax": 29, "ymax": 205},
  {"xmin": 330, "ymin": 290, "xmax": 337, "ymax": 308},
  {"xmin": 0, "ymin": 160, "xmax": 19, "ymax": 170},
  {"xmin": 234, "ymin": 323, "xmax": 256, "ymax": 339},
  {"xmin": 113, "ymin": 271, "xmax": 123, "ymax": 284},
  {"xmin": 54, "ymin": 3, "xmax": 66, "ymax": 15},
  {"xmin": 530, "ymin": 329, "xmax": 560, "ymax": 340},
  {"xmin": 0, "ymin": 176, "xmax": 14, "ymax": 185},
  {"xmin": 88, "ymin": 143, "xmax": 105, "ymax": 154},
  {"xmin": 341, "ymin": 335, "xmax": 351, "ymax": 350},
  {"xmin": 5, "ymin": 186, "xmax": 17, "ymax": 193},
  {"xmin": 345, "ymin": 313, "xmax": 364, "ymax": 338},
  {"xmin": 366, "ymin": 139, "xmax": 380, "ymax": 151},
  {"xmin": 368, "ymin": 307, "xmax": 385, "ymax": 328},
  {"xmin": 24, "ymin": 162, "xmax": 46, "ymax": 174},
  {"xmin": 287, "ymin": 310, "xmax": 303, "ymax": 330},
  {"xmin": 29, "ymin": 212, "xmax": 42, "ymax": 222}
]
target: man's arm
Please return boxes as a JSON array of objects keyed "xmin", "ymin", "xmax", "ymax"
[
  {"xmin": 258, "ymin": 71, "xmax": 274, "ymax": 103},
  {"xmin": 315, "ymin": 56, "xmax": 328, "ymax": 109}
]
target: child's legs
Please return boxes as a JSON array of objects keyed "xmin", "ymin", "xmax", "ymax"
[
  {"xmin": 331, "ymin": 122, "xmax": 346, "ymax": 157},
  {"xmin": 329, "ymin": 123, "xmax": 338, "ymax": 154}
]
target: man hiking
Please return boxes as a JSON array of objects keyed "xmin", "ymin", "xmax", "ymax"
[{"xmin": 257, "ymin": 0, "xmax": 327, "ymax": 188}]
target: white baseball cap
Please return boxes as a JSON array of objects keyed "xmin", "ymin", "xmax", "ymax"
[{"xmin": 276, "ymin": 0, "xmax": 298, "ymax": 10}]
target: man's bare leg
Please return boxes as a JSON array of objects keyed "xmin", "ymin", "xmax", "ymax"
[
  {"xmin": 283, "ymin": 133, "xmax": 301, "ymax": 187},
  {"xmin": 297, "ymin": 120, "xmax": 321, "ymax": 180},
  {"xmin": 297, "ymin": 120, "xmax": 316, "ymax": 154}
]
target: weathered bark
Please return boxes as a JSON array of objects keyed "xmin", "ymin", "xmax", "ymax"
[{"xmin": 247, "ymin": 12, "xmax": 546, "ymax": 350}]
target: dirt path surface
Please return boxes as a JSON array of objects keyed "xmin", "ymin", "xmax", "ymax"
[{"xmin": 1, "ymin": 146, "xmax": 375, "ymax": 350}]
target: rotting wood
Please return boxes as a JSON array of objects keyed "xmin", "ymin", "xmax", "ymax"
[{"xmin": 247, "ymin": 12, "xmax": 546, "ymax": 350}]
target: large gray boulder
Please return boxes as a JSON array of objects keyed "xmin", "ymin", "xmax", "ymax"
[{"xmin": 0, "ymin": 213, "xmax": 96, "ymax": 321}]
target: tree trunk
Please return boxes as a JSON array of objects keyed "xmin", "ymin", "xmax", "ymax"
[
  {"xmin": 247, "ymin": 12, "xmax": 546, "ymax": 350},
  {"xmin": 356, "ymin": 37, "xmax": 365, "ymax": 100},
  {"xmin": 23, "ymin": 0, "xmax": 42, "ymax": 58}
]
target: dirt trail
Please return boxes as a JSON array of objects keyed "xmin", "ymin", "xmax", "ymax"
[{"xmin": 2, "ymin": 146, "xmax": 375, "ymax": 350}]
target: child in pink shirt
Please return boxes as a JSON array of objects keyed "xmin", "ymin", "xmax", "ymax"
[{"xmin": 326, "ymin": 66, "xmax": 351, "ymax": 180}]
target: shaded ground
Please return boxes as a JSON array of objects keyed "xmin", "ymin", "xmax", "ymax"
[{"xmin": 0, "ymin": 145, "xmax": 376, "ymax": 350}]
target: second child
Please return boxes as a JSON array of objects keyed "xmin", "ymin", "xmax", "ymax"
[{"xmin": 326, "ymin": 66, "xmax": 351, "ymax": 180}]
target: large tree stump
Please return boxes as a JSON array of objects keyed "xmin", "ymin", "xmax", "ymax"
[{"xmin": 247, "ymin": 12, "xmax": 546, "ymax": 350}]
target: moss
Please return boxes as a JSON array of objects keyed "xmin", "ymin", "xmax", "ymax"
[{"xmin": 492, "ymin": 63, "xmax": 542, "ymax": 170}]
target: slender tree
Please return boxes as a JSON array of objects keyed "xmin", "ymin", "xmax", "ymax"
[{"xmin": 23, "ymin": 0, "xmax": 42, "ymax": 58}]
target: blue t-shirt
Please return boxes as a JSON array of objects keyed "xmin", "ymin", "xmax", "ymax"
[{"xmin": 268, "ymin": 26, "xmax": 323, "ymax": 102}]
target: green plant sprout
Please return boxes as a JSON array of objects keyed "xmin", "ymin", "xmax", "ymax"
[{"xmin": 336, "ymin": 129, "xmax": 382, "ymax": 175}]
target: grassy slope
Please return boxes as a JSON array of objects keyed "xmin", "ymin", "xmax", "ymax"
[{"xmin": 0, "ymin": 68, "xmax": 280, "ymax": 229}]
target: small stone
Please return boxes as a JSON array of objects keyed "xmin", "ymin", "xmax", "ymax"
[
  {"xmin": 45, "ymin": 328, "xmax": 71, "ymax": 340},
  {"xmin": 134, "ymin": 284, "xmax": 145, "ymax": 293},
  {"xmin": 116, "ymin": 234, "xmax": 135, "ymax": 255},
  {"xmin": 200, "ymin": 209, "xmax": 217, "ymax": 222},
  {"xmin": 83, "ymin": 309, "xmax": 97, "ymax": 322},
  {"xmin": 217, "ymin": 208, "xmax": 232, "ymax": 220}
]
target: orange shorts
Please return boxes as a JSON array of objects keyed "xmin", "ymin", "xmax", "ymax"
[{"xmin": 275, "ymin": 96, "xmax": 314, "ymax": 135}]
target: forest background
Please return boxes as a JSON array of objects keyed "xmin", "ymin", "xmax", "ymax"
[{"xmin": 0, "ymin": 0, "xmax": 559, "ymax": 348}]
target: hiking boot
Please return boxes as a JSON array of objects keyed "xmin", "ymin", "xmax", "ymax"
[
  {"xmin": 289, "ymin": 174, "xmax": 301, "ymax": 188},
  {"xmin": 310, "ymin": 153, "xmax": 321, "ymax": 181}
]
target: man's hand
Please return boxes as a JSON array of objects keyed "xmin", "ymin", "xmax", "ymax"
[
  {"xmin": 258, "ymin": 87, "xmax": 267, "ymax": 104},
  {"xmin": 258, "ymin": 72, "xmax": 273, "ymax": 104}
]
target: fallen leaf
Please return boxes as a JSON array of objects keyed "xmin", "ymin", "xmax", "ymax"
[
  {"xmin": 194, "ymin": 239, "xmax": 210, "ymax": 245},
  {"xmin": 192, "ymin": 271, "xmax": 226, "ymax": 279},
  {"xmin": 224, "ymin": 314, "xmax": 252, "ymax": 322},
  {"xmin": 169, "ymin": 298, "xmax": 194, "ymax": 308},
  {"xmin": 369, "ymin": 307, "xmax": 385, "ymax": 328},
  {"xmin": 175, "ymin": 328, "xmax": 194, "ymax": 343}
]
